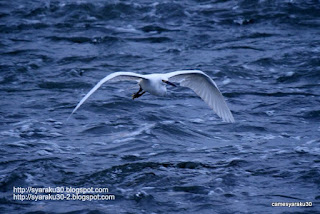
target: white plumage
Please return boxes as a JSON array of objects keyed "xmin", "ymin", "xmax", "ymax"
[{"xmin": 69, "ymin": 70, "xmax": 235, "ymax": 123}]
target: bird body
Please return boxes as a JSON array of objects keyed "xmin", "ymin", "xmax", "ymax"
[
  {"xmin": 139, "ymin": 74, "xmax": 167, "ymax": 96},
  {"xmin": 69, "ymin": 70, "xmax": 235, "ymax": 123}
]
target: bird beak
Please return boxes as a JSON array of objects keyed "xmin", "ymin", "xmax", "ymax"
[{"xmin": 162, "ymin": 80, "xmax": 176, "ymax": 87}]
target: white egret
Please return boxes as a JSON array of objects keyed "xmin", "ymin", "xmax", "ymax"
[{"xmin": 69, "ymin": 70, "xmax": 235, "ymax": 123}]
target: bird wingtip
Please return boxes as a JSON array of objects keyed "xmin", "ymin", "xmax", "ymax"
[{"xmin": 222, "ymin": 114, "xmax": 235, "ymax": 123}]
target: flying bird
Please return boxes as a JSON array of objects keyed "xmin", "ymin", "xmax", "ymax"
[{"xmin": 69, "ymin": 70, "xmax": 235, "ymax": 123}]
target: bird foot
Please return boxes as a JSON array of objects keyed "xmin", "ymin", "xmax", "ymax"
[
  {"xmin": 132, "ymin": 93, "xmax": 138, "ymax": 100},
  {"xmin": 132, "ymin": 91, "xmax": 145, "ymax": 100}
]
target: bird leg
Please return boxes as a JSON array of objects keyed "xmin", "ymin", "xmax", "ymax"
[{"xmin": 132, "ymin": 87, "xmax": 145, "ymax": 100}]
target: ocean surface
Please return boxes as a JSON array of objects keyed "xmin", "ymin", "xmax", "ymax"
[{"xmin": 1, "ymin": 0, "xmax": 320, "ymax": 213}]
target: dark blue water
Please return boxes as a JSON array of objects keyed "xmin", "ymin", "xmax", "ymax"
[{"xmin": 1, "ymin": 0, "xmax": 320, "ymax": 213}]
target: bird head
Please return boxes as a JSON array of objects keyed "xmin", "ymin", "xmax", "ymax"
[{"xmin": 162, "ymin": 80, "xmax": 177, "ymax": 87}]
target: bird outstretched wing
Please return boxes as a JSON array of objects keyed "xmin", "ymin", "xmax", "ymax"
[
  {"xmin": 69, "ymin": 72, "xmax": 145, "ymax": 118},
  {"xmin": 165, "ymin": 70, "xmax": 235, "ymax": 123}
]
